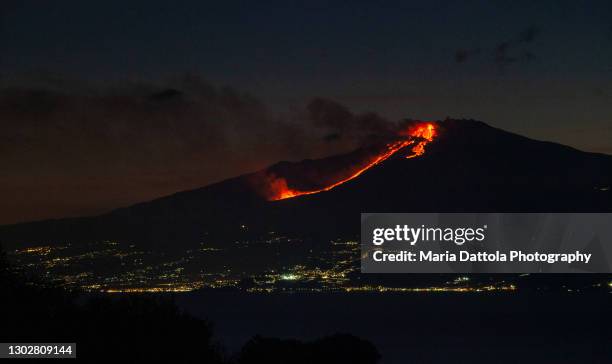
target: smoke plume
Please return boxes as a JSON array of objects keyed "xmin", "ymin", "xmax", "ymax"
[{"xmin": 0, "ymin": 74, "xmax": 398, "ymax": 223}]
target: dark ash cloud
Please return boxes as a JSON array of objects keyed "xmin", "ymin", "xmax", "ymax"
[
  {"xmin": 0, "ymin": 75, "xmax": 399, "ymax": 223},
  {"xmin": 307, "ymin": 98, "xmax": 396, "ymax": 144}
]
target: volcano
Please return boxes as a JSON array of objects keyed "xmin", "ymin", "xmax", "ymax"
[{"xmin": 1, "ymin": 119, "xmax": 611, "ymax": 249}]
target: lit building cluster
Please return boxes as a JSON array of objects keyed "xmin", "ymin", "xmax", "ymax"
[
  {"xmin": 10, "ymin": 235, "xmax": 603, "ymax": 294},
  {"xmin": 344, "ymin": 284, "xmax": 517, "ymax": 293}
]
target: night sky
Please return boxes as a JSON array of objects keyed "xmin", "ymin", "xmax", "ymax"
[{"xmin": 2, "ymin": 0, "xmax": 612, "ymax": 224}]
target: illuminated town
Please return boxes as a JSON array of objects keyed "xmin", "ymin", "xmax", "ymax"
[{"xmin": 7, "ymin": 234, "xmax": 609, "ymax": 294}]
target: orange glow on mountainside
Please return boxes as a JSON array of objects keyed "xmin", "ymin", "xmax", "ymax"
[
  {"xmin": 405, "ymin": 123, "xmax": 436, "ymax": 159},
  {"xmin": 268, "ymin": 122, "xmax": 437, "ymax": 200}
]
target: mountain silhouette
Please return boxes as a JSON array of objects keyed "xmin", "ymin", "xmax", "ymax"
[{"xmin": 1, "ymin": 119, "xmax": 611, "ymax": 249}]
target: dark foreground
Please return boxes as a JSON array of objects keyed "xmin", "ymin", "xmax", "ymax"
[
  {"xmin": 3, "ymin": 248, "xmax": 611, "ymax": 364},
  {"xmin": 176, "ymin": 290, "xmax": 611, "ymax": 364}
]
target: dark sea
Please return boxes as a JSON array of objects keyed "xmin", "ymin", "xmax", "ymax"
[{"xmin": 175, "ymin": 291, "xmax": 611, "ymax": 363}]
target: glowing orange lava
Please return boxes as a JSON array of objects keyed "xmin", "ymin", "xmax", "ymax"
[
  {"xmin": 268, "ymin": 122, "xmax": 437, "ymax": 200},
  {"xmin": 405, "ymin": 123, "xmax": 436, "ymax": 159}
]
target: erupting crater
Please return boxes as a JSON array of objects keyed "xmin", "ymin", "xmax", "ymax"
[{"xmin": 262, "ymin": 122, "xmax": 437, "ymax": 201}]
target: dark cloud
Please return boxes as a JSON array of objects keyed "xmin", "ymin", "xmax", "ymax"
[
  {"xmin": 0, "ymin": 77, "xmax": 306, "ymax": 180},
  {"xmin": 0, "ymin": 75, "xmax": 400, "ymax": 223},
  {"xmin": 307, "ymin": 98, "xmax": 396, "ymax": 144},
  {"xmin": 494, "ymin": 41, "xmax": 518, "ymax": 66},
  {"xmin": 455, "ymin": 26, "xmax": 541, "ymax": 70},
  {"xmin": 493, "ymin": 26, "xmax": 541, "ymax": 70},
  {"xmin": 454, "ymin": 48, "xmax": 481, "ymax": 63},
  {"xmin": 517, "ymin": 26, "xmax": 541, "ymax": 43},
  {"xmin": 0, "ymin": 76, "xmax": 397, "ymax": 168}
]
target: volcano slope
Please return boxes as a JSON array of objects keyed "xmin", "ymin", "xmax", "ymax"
[{"xmin": 1, "ymin": 119, "xmax": 611, "ymax": 249}]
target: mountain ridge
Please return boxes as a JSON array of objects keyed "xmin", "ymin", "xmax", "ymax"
[{"xmin": 2, "ymin": 119, "xmax": 611, "ymax": 249}]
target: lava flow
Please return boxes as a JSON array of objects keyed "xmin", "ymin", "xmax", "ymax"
[
  {"xmin": 267, "ymin": 122, "xmax": 437, "ymax": 201},
  {"xmin": 405, "ymin": 123, "xmax": 436, "ymax": 159}
]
